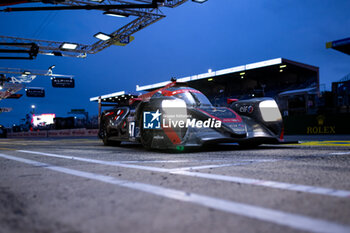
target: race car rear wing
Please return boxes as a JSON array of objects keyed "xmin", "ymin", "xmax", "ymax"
[{"xmin": 90, "ymin": 91, "xmax": 138, "ymax": 128}]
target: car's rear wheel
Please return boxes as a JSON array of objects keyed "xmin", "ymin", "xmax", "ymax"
[
  {"xmin": 101, "ymin": 120, "xmax": 121, "ymax": 146},
  {"xmin": 103, "ymin": 137, "xmax": 121, "ymax": 146}
]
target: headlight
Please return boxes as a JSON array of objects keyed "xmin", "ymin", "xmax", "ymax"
[
  {"xmin": 161, "ymin": 99, "xmax": 187, "ymax": 109},
  {"xmin": 259, "ymin": 100, "xmax": 282, "ymax": 122}
]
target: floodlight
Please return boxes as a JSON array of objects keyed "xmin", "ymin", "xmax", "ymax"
[
  {"xmin": 53, "ymin": 52, "xmax": 63, "ymax": 56},
  {"xmin": 94, "ymin": 32, "xmax": 111, "ymax": 41},
  {"xmin": 48, "ymin": 65, "xmax": 55, "ymax": 75},
  {"xmin": 103, "ymin": 11, "xmax": 129, "ymax": 18},
  {"xmin": 44, "ymin": 52, "xmax": 62, "ymax": 56},
  {"xmin": 60, "ymin": 43, "xmax": 78, "ymax": 50},
  {"xmin": 192, "ymin": 0, "xmax": 208, "ymax": 3}
]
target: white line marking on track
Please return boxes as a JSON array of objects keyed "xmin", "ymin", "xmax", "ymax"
[
  {"xmin": 121, "ymin": 160, "xmax": 190, "ymax": 164},
  {"xmin": 170, "ymin": 162, "xmax": 256, "ymax": 171},
  {"xmin": 1, "ymin": 153, "xmax": 350, "ymax": 233},
  {"xmin": 120, "ymin": 159, "xmax": 274, "ymax": 165},
  {"xmin": 17, "ymin": 150, "xmax": 350, "ymax": 198},
  {"xmin": 170, "ymin": 159, "xmax": 278, "ymax": 171},
  {"xmin": 170, "ymin": 170, "xmax": 350, "ymax": 198},
  {"xmin": 330, "ymin": 151, "xmax": 350, "ymax": 155},
  {"xmin": 17, "ymin": 150, "xmax": 170, "ymax": 172}
]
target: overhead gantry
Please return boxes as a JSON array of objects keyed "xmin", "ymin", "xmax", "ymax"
[{"xmin": 0, "ymin": 0, "xmax": 206, "ymax": 59}]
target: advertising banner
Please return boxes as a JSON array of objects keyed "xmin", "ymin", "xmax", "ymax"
[{"xmin": 52, "ymin": 77, "xmax": 75, "ymax": 88}]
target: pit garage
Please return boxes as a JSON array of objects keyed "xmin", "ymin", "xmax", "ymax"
[
  {"xmin": 326, "ymin": 37, "xmax": 350, "ymax": 55},
  {"xmin": 136, "ymin": 58, "xmax": 319, "ymax": 107}
]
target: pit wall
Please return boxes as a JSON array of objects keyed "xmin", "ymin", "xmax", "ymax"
[{"xmin": 7, "ymin": 128, "xmax": 98, "ymax": 138}]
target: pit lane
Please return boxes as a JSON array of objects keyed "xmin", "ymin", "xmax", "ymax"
[{"xmin": 0, "ymin": 136, "xmax": 350, "ymax": 233}]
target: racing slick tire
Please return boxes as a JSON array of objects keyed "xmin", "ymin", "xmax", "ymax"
[
  {"xmin": 139, "ymin": 122, "xmax": 153, "ymax": 150},
  {"xmin": 139, "ymin": 108, "xmax": 154, "ymax": 150},
  {"xmin": 101, "ymin": 120, "xmax": 121, "ymax": 146},
  {"xmin": 103, "ymin": 137, "xmax": 121, "ymax": 146},
  {"xmin": 140, "ymin": 129, "xmax": 152, "ymax": 150}
]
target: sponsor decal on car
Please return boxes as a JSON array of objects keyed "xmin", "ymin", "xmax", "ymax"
[
  {"xmin": 239, "ymin": 105, "xmax": 254, "ymax": 113},
  {"xmin": 162, "ymin": 118, "xmax": 221, "ymax": 128},
  {"xmin": 143, "ymin": 109, "xmax": 222, "ymax": 129},
  {"xmin": 143, "ymin": 110, "xmax": 162, "ymax": 129}
]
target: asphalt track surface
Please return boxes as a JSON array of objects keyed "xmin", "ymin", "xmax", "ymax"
[{"xmin": 0, "ymin": 136, "xmax": 350, "ymax": 233}]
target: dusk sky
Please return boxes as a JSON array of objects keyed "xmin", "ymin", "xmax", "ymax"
[{"xmin": 0, "ymin": 0, "xmax": 349, "ymax": 127}]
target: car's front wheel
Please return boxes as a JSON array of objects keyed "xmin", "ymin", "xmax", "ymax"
[
  {"xmin": 140, "ymin": 124, "xmax": 153, "ymax": 150},
  {"xmin": 101, "ymin": 120, "xmax": 121, "ymax": 146}
]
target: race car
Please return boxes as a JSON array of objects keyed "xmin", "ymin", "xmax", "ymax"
[{"xmin": 98, "ymin": 81, "xmax": 284, "ymax": 149}]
